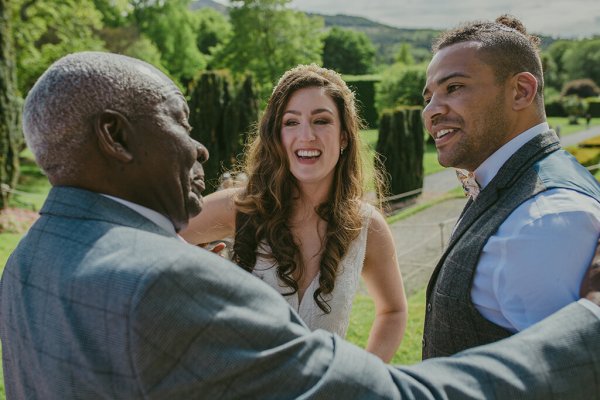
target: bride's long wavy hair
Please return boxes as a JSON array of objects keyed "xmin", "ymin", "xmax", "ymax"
[{"xmin": 233, "ymin": 64, "xmax": 382, "ymax": 313}]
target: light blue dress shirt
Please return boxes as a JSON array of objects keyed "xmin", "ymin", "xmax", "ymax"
[{"xmin": 470, "ymin": 122, "xmax": 600, "ymax": 332}]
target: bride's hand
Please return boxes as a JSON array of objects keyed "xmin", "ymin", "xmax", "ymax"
[{"xmin": 580, "ymin": 238, "xmax": 600, "ymax": 305}]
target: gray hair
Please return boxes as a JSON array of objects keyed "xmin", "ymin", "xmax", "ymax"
[{"xmin": 23, "ymin": 51, "xmax": 178, "ymax": 180}]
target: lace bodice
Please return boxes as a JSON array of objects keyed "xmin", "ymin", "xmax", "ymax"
[{"xmin": 251, "ymin": 203, "xmax": 374, "ymax": 337}]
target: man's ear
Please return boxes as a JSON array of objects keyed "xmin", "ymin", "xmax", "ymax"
[
  {"xmin": 511, "ymin": 72, "xmax": 538, "ymax": 111},
  {"xmin": 94, "ymin": 110, "xmax": 133, "ymax": 163}
]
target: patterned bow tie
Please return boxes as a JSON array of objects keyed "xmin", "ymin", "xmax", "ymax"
[{"xmin": 456, "ymin": 169, "xmax": 480, "ymax": 199}]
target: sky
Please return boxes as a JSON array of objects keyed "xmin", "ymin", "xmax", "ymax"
[{"xmin": 217, "ymin": 0, "xmax": 600, "ymax": 38}]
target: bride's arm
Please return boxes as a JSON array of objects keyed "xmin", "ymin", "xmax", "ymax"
[
  {"xmin": 361, "ymin": 209, "xmax": 408, "ymax": 363},
  {"xmin": 180, "ymin": 187, "xmax": 241, "ymax": 245}
]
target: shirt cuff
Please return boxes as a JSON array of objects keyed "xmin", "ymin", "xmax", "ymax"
[{"xmin": 578, "ymin": 298, "xmax": 600, "ymax": 320}]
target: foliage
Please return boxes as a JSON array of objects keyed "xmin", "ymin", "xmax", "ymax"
[
  {"xmin": 376, "ymin": 106, "xmax": 424, "ymax": 198},
  {"xmin": 213, "ymin": 0, "xmax": 323, "ymax": 97},
  {"xmin": 187, "ymin": 70, "xmax": 259, "ymax": 192},
  {"xmin": 11, "ymin": 0, "xmax": 106, "ymax": 94},
  {"xmin": 562, "ymin": 38, "xmax": 600, "ymax": 87},
  {"xmin": 543, "ymin": 40, "xmax": 572, "ymax": 90},
  {"xmin": 561, "ymin": 95, "xmax": 586, "ymax": 124},
  {"xmin": 395, "ymin": 43, "xmax": 415, "ymax": 65},
  {"xmin": 375, "ymin": 63, "xmax": 427, "ymax": 114},
  {"xmin": 587, "ymin": 98, "xmax": 600, "ymax": 118},
  {"xmin": 193, "ymin": 7, "xmax": 232, "ymax": 59},
  {"xmin": 344, "ymin": 76, "xmax": 380, "ymax": 128},
  {"xmin": 319, "ymin": 13, "xmax": 440, "ymax": 65},
  {"xmin": 565, "ymin": 145, "xmax": 600, "ymax": 168},
  {"xmin": 1, "ymin": 0, "xmax": 21, "ymax": 209},
  {"xmin": 130, "ymin": 0, "xmax": 206, "ymax": 87},
  {"xmin": 545, "ymin": 99, "xmax": 567, "ymax": 117},
  {"xmin": 322, "ymin": 27, "xmax": 375, "ymax": 75},
  {"xmin": 561, "ymin": 78, "xmax": 600, "ymax": 98},
  {"xmin": 96, "ymin": 25, "xmax": 166, "ymax": 71}
]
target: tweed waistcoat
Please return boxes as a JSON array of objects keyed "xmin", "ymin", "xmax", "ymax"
[{"xmin": 422, "ymin": 130, "xmax": 600, "ymax": 359}]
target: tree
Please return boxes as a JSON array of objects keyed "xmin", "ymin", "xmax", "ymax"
[
  {"xmin": 188, "ymin": 71, "xmax": 259, "ymax": 191},
  {"xmin": 0, "ymin": 0, "xmax": 21, "ymax": 208},
  {"xmin": 375, "ymin": 63, "xmax": 427, "ymax": 114},
  {"xmin": 561, "ymin": 78, "xmax": 600, "ymax": 98},
  {"xmin": 395, "ymin": 43, "xmax": 415, "ymax": 65},
  {"xmin": 12, "ymin": 0, "xmax": 106, "ymax": 94},
  {"xmin": 193, "ymin": 7, "xmax": 231, "ymax": 56},
  {"xmin": 131, "ymin": 0, "xmax": 206, "ymax": 87},
  {"xmin": 213, "ymin": 0, "xmax": 323, "ymax": 95},
  {"xmin": 544, "ymin": 39, "xmax": 573, "ymax": 90},
  {"xmin": 322, "ymin": 27, "xmax": 375, "ymax": 74},
  {"xmin": 562, "ymin": 39, "xmax": 600, "ymax": 87}
]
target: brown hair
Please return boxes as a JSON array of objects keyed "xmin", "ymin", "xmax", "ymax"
[
  {"xmin": 433, "ymin": 15, "xmax": 544, "ymax": 107},
  {"xmin": 233, "ymin": 64, "xmax": 377, "ymax": 313}
]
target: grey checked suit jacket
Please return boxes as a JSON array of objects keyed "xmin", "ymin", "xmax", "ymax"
[{"xmin": 1, "ymin": 186, "xmax": 600, "ymax": 399}]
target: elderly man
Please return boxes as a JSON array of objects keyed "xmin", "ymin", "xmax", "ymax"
[{"xmin": 1, "ymin": 52, "xmax": 600, "ymax": 399}]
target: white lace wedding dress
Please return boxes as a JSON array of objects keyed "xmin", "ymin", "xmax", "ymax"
[{"xmin": 251, "ymin": 203, "xmax": 374, "ymax": 337}]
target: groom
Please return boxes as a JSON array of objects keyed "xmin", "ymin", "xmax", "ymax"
[
  {"xmin": 2, "ymin": 51, "xmax": 600, "ymax": 399},
  {"xmin": 422, "ymin": 15, "xmax": 600, "ymax": 358}
]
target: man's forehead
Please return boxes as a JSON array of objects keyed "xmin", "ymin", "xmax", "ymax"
[{"xmin": 426, "ymin": 42, "xmax": 488, "ymax": 79}]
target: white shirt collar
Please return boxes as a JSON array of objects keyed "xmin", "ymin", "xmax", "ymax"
[
  {"xmin": 100, "ymin": 194, "xmax": 177, "ymax": 235},
  {"xmin": 474, "ymin": 122, "xmax": 550, "ymax": 189}
]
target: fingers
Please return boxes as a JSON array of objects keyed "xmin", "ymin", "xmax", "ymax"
[{"xmin": 580, "ymin": 237, "xmax": 600, "ymax": 301}]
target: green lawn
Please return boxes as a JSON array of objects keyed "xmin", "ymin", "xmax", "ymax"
[
  {"xmin": 361, "ymin": 129, "xmax": 444, "ymax": 179},
  {"xmin": 547, "ymin": 116, "xmax": 600, "ymax": 136},
  {"xmin": 347, "ymin": 288, "xmax": 426, "ymax": 365}
]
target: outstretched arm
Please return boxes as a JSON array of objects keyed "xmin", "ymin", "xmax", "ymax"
[
  {"xmin": 179, "ymin": 187, "xmax": 240, "ymax": 245},
  {"xmin": 362, "ymin": 209, "xmax": 408, "ymax": 363},
  {"xmin": 133, "ymin": 240, "xmax": 600, "ymax": 399}
]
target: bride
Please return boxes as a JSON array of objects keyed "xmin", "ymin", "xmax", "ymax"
[{"xmin": 181, "ymin": 64, "xmax": 407, "ymax": 362}]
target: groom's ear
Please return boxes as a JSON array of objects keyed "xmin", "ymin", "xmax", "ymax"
[{"xmin": 94, "ymin": 110, "xmax": 134, "ymax": 163}]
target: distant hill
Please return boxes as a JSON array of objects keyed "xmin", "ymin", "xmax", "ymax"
[
  {"xmin": 314, "ymin": 13, "xmax": 556, "ymax": 64},
  {"xmin": 190, "ymin": 0, "xmax": 227, "ymax": 14},
  {"xmin": 190, "ymin": 2, "xmax": 556, "ymax": 64},
  {"xmin": 313, "ymin": 13, "xmax": 441, "ymax": 63}
]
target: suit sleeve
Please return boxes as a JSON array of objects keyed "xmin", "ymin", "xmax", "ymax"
[
  {"xmin": 400, "ymin": 302, "xmax": 600, "ymax": 399},
  {"xmin": 127, "ymin": 244, "xmax": 600, "ymax": 399}
]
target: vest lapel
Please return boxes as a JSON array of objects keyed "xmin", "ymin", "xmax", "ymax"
[{"xmin": 427, "ymin": 130, "xmax": 561, "ymax": 297}]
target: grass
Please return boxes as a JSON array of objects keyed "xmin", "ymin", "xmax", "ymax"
[
  {"xmin": 8, "ymin": 148, "xmax": 51, "ymax": 211},
  {"xmin": 361, "ymin": 129, "xmax": 444, "ymax": 180},
  {"xmin": 547, "ymin": 116, "xmax": 600, "ymax": 136},
  {"xmin": 347, "ymin": 288, "xmax": 426, "ymax": 365}
]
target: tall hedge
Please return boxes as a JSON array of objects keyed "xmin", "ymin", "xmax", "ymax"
[
  {"xmin": 376, "ymin": 106, "xmax": 424, "ymax": 199},
  {"xmin": 345, "ymin": 76, "xmax": 380, "ymax": 129},
  {"xmin": 587, "ymin": 98, "xmax": 600, "ymax": 118},
  {"xmin": 187, "ymin": 71, "xmax": 259, "ymax": 192},
  {"xmin": 0, "ymin": 0, "xmax": 21, "ymax": 209}
]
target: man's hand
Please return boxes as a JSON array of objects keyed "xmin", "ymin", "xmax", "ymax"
[{"xmin": 580, "ymin": 237, "xmax": 600, "ymax": 305}]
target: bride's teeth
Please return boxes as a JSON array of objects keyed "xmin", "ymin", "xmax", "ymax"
[{"xmin": 297, "ymin": 150, "xmax": 321, "ymax": 157}]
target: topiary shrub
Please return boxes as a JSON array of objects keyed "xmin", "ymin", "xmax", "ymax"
[
  {"xmin": 376, "ymin": 106, "xmax": 424, "ymax": 201},
  {"xmin": 586, "ymin": 98, "xmax": 600, "ymax": 118},
  {"xmin": 561, "ymin": 79, "xmax": 600, "ymax": 98},
  {"xmin": 187, "ymin": 70, "xmax": 259, "ymax": 192},
  {"xmin": 345, "ymin": 75, "xmax": 380, "ymax": 129}
]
